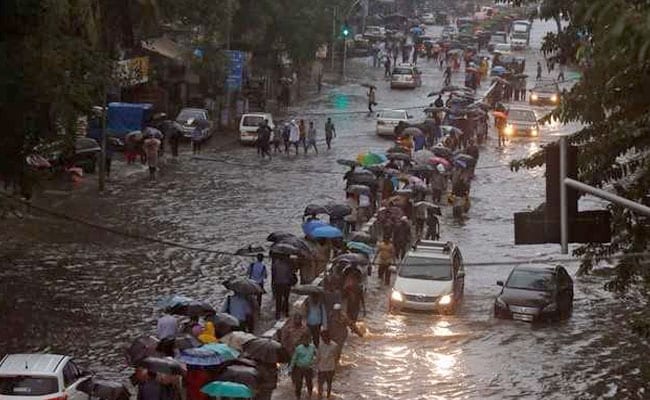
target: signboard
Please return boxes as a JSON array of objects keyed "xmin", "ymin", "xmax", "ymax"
[
  {"xmin": 115, "ymin": 57, "xmax": 149, "ymax": 87},
  {"xmin": 224, "ymin": 50, "xmax": 245, "ymax": 92}
]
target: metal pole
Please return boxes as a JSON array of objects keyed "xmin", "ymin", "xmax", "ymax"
[
  {"xmin": 98, "ymin": 88, "xmax": 107, "ymax": 192},
  {"xmin": 559, "ymin": 136, "xmax": 568, "ymax": 254},
  {"xmin": 565, "ymin": 178, "xmax": 650, "ymax": 216},
  {"xmin": 331, "ymin": 6, "xmax": 337, "ymax": 71},
  {"xmin": 342, "ymin": 39, "xmax": 348, "ymax": 79}
]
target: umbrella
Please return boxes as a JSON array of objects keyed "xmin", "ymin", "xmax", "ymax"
[
  {"xmin": 332, "ymin": 253, "xmax": 369, "ymax": 266},
  {"xmin": 224, "ymin": 278, "xmax": 263, "ymax": 295},
  {"xmin": 234, "ymin": 245, "xmax": 265, "ymax": 256},
  {"xmin": 415, "ymin": 201, "xmax": 442, "ymax": 216},
  {"xmin": 214, "ymin": 365, "xmax": 258, "ymax": 388},
  {"xmin": 242, "ymin": 338, "xmax": 289, "ymax": 363},
  {"xmin": 386, "ymin": 145, "xmax": 409, "ymax": 154},
  {"xmin": 168, "ymin": 300, "xmax": 215, "ymax": 317},
  {"xmin": 210, "ymin": 312, "xmax": 241, "ymax": 328},
  {"xmin": 349, "ymin": 231, "xmax": 375, "ymax": 245},
  {"xmin": 455, "ymin": 154, "xmax": 476, "ymax": 165},
  {"xmin": 402, "ymin": 127, "xmax": 424, "ymax": 136},
  {"xmin": 336, "ymin": 159, "xmax": 360, "ymax": 167},
  {"xmin": 125, "ymin": 131, "xmax": 144, "ymax": 142},
  {"xmin": 269, "ymin": 242, "xmax": 301, "ymax": 256},
  {"xmin": 291, "ymin": 284, "xmax": 325, "ymax": 295},
  {"xmin": 325, "ymin": 203, "xmax": 352, "ymax": 218},
  {"xmin": 441, "ymin": 85, "xmax": 464, "ymax": 92},
  {"xmin": 361, "ymin": 83, "xmax": 377, "ymax": 89},
  {"xmin": 428, "ymin": 156, "xmax": 452, "ymax": 167},
  {"xmin": 201, "ymin": 381, "xmax": 253, "ymax": 398},
  {"xmin": 492, "ymin": 111, "xmax": 507, "ymax": 119},
  {"xmin": 365, "ymin": 165, "xmax": 385, "ymax": 175},
  {"xmin": 74, "ymin": 137, "xmax": 101, "ymax": 154},
  {"xmin": 454, "ymin": 158, "xmax": 469, "ymax": 168},
  {"xmin": 220, "ymin": 332, "xmax": 257, "ymax": 351},
  {"xmin": 275, "ymin": 236, "xmax": 316, "ymax": 260},
  {"xmin": 126, "ymin": 336, "xmax": 160, "ymax": 366},
  {"xmin": 177, "ymin": 348, "xmax": 224, "ymax": 367},
  {"xmin": 440, "ymin": 125, "xmax": 463, "ymax": 136},
  {"xmin": 432, "ymin": 146, "xmax": 453, "ymax": 159},
  {"xmin": 408, "ymin": 176, "xmax": 424, "ymax": 186},
  {"xmin": 309, "ymin": 225, "xmax": 344, "ymax": 239},
  {"xmin": 408, "ymin": 164, "xmax": 434, "ymax": 174},
  {"xmin": 171, "ymin": 334, "xmax": 201, "ymax": 351},
  {"xmin": 304, "ymin": 204, "xmax": 328, "ymax": 216},
  {"xmin": 346, "ymin": 184, "xmax": 371, "ymax": 195},
  {"xmin": 302, "ymin": 219, "xmax": 328, "ymax": 235},
  {"xmin": 491, "ymin": 66, "xmax": 507, "ymax": 75},
  {"xmin": 201, "ymin": 343, "xmax": 240, "ymax": 361},
  {"xmin": 266, "ymin": 231, "xmax": 296, "ymax": 243},
  {"xmin": 348, "ymin": 173, "xmax": 377, "ymax": 186},
  {"xmin": 346, "ymin": 241, "xmax": 374, "ymax": 256},
  {"xmin": 387, "ymin": 152, "xmax": 411, "ymax": 161},
  {"xmin": 139, "ymin": 357, "xmax": 184, "ymax": 375},
  {"xmin": 413, "ymin": 149, "xmax": 435, "ymax": 164},
  {"xmin": 357, "ymin": 152, "xmax": 387, "ymax": 167},
  {"xmin": 156, "ymin": 294, "xmax": 193, "ymax": 309},
  {"xmin": 81, "ymin": 379, "xmax": 130, "ymax": 400}
]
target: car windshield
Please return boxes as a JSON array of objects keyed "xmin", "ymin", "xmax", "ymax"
[
  {"xmin": 508, "ymin": 110, "xmax": 536, "ymax": 122},
  {"xmin": 0, "ymin": 376, "xmax": 59, "ymax": 396},
  {"xmin": 177, "ymin": 109, "xmax": 206, "ymax": 122},
  {"xmin": 399, "ymin": 257, "xmax": 452, "ymax": 280},
  {"xmin": 242, "ymin": 116, "xmax": 265, "ymax": 126},
  {"xmin": 392, "ymin": 68, "xmax": 413, "ymax": 75},
  {"xmin": 380, "ymin": 111, "xmax": 406, "ymax": 119},
  {"xmin": 506, "ymin": 270, "xmax": 555, "ymax": 291},
  {"xmin": 534, "ymin": 82, "xmax": 559, "ymax": 93},
  {"xmin": 491, "ymin": 35, "xmax": 506, "ymax": 43}
]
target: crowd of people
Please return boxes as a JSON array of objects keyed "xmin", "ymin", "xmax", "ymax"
[{"xmin": 255, "ymin": 118, "xmax": 337, "ymax": 159}]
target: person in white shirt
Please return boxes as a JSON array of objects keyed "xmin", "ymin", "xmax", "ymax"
[{"xmin": 315, "ymin": 330, "xmax": 339, "ymax": 399}]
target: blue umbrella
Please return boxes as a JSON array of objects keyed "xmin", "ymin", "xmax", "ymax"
[
  {"xmin": 346, "ymin": 241, "xmax": 374, "ymax": 256},
  {"xmin": 156, "ymin": 294, "xmax": 193, "ymax": 309},
  {"xmin": 309, "ymin": 225, "xmax": 343, "ymax": 239},
  {"xmin": 491, "ymin": 66, "xmax": 507, "ymax": 76},
  {"xmin": 302, "ymin": 219, "xmax": 328, "ymax": 235},
  {"xmin": 200, "ymin": 343, "xmax": 240, "ymax": 361},
  {"xmin": 201, "ymin": 381, "xmax": 253, "ymax": 398},
  {"xmin": 177, "ymin": 348, "xmax": 224, "ymax": 367},
  {"xmin": 453, "ymin": 158, "xmax": 468, "ymax": 168}
]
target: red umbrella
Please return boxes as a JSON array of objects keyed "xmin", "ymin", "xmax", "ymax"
[
  {"xmin": 428, "ymin": 156, "xmax": 451, "ymax": 167},
  {"xmin": 492, "ymin": 111, "xmax": 507, "ymax": 120}
]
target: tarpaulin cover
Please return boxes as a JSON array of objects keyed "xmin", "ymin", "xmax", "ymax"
[{"xmin": 107, "ymin": 102, "xmax": 153, "ymax": 136}]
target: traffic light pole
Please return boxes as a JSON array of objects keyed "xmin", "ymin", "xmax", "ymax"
[{"xmin": 341, "ymin": 0, "xmax": 361, "ymax": 80}]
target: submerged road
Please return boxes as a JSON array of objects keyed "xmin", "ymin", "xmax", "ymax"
[{"xmin": 0, "ymin": 19, "xmax": 647, "ymax": 399}]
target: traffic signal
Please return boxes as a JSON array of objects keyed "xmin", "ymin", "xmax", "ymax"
[{"xmin": 341, "ymin": 21, "xmax": 351, "ymax": 38}]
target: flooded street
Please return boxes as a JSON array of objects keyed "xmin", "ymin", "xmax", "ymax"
[{"xmin": 1, "ymin": 19, "xmax": 648, "ymax": 399}]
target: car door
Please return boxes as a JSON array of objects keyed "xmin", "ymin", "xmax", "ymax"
[
  {"xmin": 62, "ymin": 360, "xmax": 91, "ymax": 400},
  {"xmin": 556, "ymin": 268, "xmax": 573, "ymax": 316}
]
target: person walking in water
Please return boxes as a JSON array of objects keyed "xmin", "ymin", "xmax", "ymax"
[
  {"xmin": 324, "ymin": 118, "xmax": 336, "ymax": 150},
  {"xmin": 143, "ymin": 133, "xmax": 161, "ymax": 181},
  {"xmin": 289, "ymin": 120, "xmax": 301, "ymax": 155},
  {"xmin": 536, "ymin": 61, "xmax": 543, "ymax": 81},
  {"xmin": 306, "ymin": 121, "xmax": 318, "ymax": 154},
  {"xmin": 367, "ymin": 87, "xmax": 376, "ymax": 113},
  {"xmin": 290, "ymin": 333, "xmax": 316, "ymax": 399},
  {"xmin": 315, "ymin": 331, "xmax": 338, "ymax": 399}
]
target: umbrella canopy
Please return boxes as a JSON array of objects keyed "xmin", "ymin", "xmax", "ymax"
[
  {"xmin": 309, "ymin": 225, "xmax": 344, "ymax": 239},
  {"xmin": 75, "ymin": 137, "xmax": 101, "ymax": 153},
  {"xmin": 357, "ymin": 152, "xmax": 387, "ymax": 167},
  {"xmin": 140, "ymin": 357, "xmax": 184, "ymax": 375},
  {"xmin": 214, "ymin": 365, "xmax": 258, "ymax": 388},
  {"xmin": 81, "ymin": 379, "xmax": 130, "ymax": 400},
  {"xmin": 156, "ymin": 294, "xmax": 193, "ymax": 310},
  {"xmin": 168, "ymin": 300, "xmax": 215, "ymax": 318},
  {"xmin": 269, "ymin": 242, "xmax": 301, "ymax": 256},
  {"xmin": 432, "ymin": 146, "xmax": 453, "ymax": 159},
  {"xmin": 386, "ymin": 145, "xmax": 410, "ymax": 154},
  {"xmin": 210, "ymin": 312, "xmax": 241, "ymax": 329},
  {"xmin": 177, "ymin": 348, "xmax": 224, "ymax": 367},
  {"xmin": 242, "ymin": 338, "xmax": 289, "ymax": 363},
  {"xmin": 361, "ymin": 83, "xmax": 377, "ymax": 89},
  {"xmin": 325, "ymin": 203, "xmax": 352, "ymax": 218},
  {"xmin": 408, "ymin": 176, "xmax": 424, "ymax": 186},
  {"xmin": 402, "ymin": 127, "xmax": 424, "ymax": 136},
  {"xmin": 414, "ymin": 201, "xmax": 442, "ymax": 216},
  {"xmin": 346, "ymin": 241, "xmax": 374, "ymax": 256},
  {"xmin": 440, "ymin": 125, "xmax": 463, "ymax": 136},
  {"xmin": 220, "ymin": 332, "xmax": 258, "ymax": 351},
  {"xmin": 336, "ymin": 159, "xmax": 360, "ymax": 167},
  {"xmin": 491, "ymin": 66, "xmax": 507, "ymax": 75},
  {"xmin": 408, "ymin": 164, "xmax": 434, "ymax": 174},
  {"xmin": 171, "ymin": 334, "xmax": 201, "ymax": 351},
  {"xmin": 302, "ymin": 219, "xmax": 328, "ymax": 235},
  {"xmin": 454, "ymin": 158, "xmax": 469, "ymax": 168},
  {"xmin": 332, "ymin": 253, "xmax": 369, "ymax": 266},
  {"xmin": 304, "ymin": 204, "xmax": 328, "ymax": 216},
  {"xmin": 201, "ymin": 343, "xmax": 240, "ymax": 361},
  {"xmin": 291, "ymin": 284, "xmax": 325, "ymax": 296},
  {"xmin": 234, "ymin": 245, "xmax": 265, "ymax": 256},
  {"xmin": 348, "ymin": 231, "xmax": 375, "ymax": 245},
  {"xmin": 413, "ymin": 149, "xmax": 435, "ymax": 164},
  {"xmin": 125, "ymin": 131, "xmax": 144, "ymax": 142},
  {"xmin": 266, "ymin": 231, "xmax": 296, "ymax": 243},
  {"xmin": 224, "ymin": 278, "xmax": 263, "ymax": 295},
  {"xmin": 126, "ymin": 336, "xmax": 161, "ymax": 366},
  {"xmin": 201, "ymin": 381, "xmax": 253, "ymax": 399},
  {"xmin": 364, "ymin": 165, "xmax": 385, "ymax": 175},
  {"xmin": 275, "ymin": 236, "xmax": 316, "ymax": 260},
  {"xmin": 428, "ymin": 156, "xmax": 452, "ymax": 167},
  {"xmin": 346, "ymin": 184, "xmax": 371, "ymax": 195},
  {"xmin": 348, "ymin": 173, "xmax": 377, "ymax": 186},
  {"xmin": 387, "ymin": 152, "xmax": 411, "ymax": 162}
]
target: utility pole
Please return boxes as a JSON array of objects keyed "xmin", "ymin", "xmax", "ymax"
[
  {"xmin": 342, "ymin": 0, "xmax": 361, "ymax": 80},
  {"xmin": 559, "ymin": 136, "xmax": 568, "ymax": 253},
  {"xmin": 331, "ymin": 6, "xmax": 337, "ymax": 71},
  {"xmin": 98, "ymin": 87, "xmax": 107, "ymax": 192}
]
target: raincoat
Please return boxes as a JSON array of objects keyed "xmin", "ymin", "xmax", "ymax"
[{"xmin": 197, "ymin": 321, "xmax": 218, "ymax": 344}]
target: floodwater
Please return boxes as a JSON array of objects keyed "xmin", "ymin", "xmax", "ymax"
[{"xmin": 0, "ymin": 19, "xmax": 648, "ymax": 399}]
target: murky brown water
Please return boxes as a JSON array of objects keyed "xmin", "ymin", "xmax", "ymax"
[{"xmin": 1, "ymin": 19, "xmax": 648, "ymax": 399}]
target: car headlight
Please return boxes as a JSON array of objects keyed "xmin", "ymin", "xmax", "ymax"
[
  {"xmin": 530, "ymin": 93, "xmax": 538, "ymax": 101},
  {"xmin": 495, "ymin": 297, "xmax": 508, "ymax": 309},
  {"xmin": 530, "ymin": 128, "xmax": 538, "ymax": 136},
  {"xmin": 438, "ymin": 294, "xmax": 452, "ymax": 305},
  {"xmin": 391, "ymin": 290, "xmax": 404, "ymax": 302},
  {"xmin": 504, "ymin": 125, "xmax": 514, "ymax": 136},
  {"xmin": 543, "ymin": 302, "xmax": 558, "ymax": 312},
  {"xmin": 550, "ymin": 94, "xmax": 558, "ymax": 102}
]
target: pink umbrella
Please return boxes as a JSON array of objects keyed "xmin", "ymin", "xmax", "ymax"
[
  {"xmin": 428, "ymin": 156, "xmax": 451, "ymax": 167},
  {"xmin": 408, "ymin": 176, "xmax": 424, "ymax": 186}
]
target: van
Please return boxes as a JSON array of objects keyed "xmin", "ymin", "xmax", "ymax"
[
  {"xmin": 239, "ymin": 113, "xmax": 275, "ymax": 145},
  {"xmin": 389, "ymin": 240, "xmax": 465, "ymax": 314}
]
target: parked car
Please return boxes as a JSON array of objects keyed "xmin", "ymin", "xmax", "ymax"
[
  {"xmin": 390, "ymin": 65, "xmax": 422, "ymax": 89},
  {"xmin": 175, "ymin": 108, "xmax": 213, "ymax": 141},
  {"xmin": 31, "ymin": 137, "xmax": 102, "ymax": 174},
  {"xmin": 239, "ymin": 113, "xmax": 275, "ymax": 145},
  {"xmin": 363, "ymin": 26, "xmax": 386, "ymax": 40},
  {"xmin": 389, "ymin": 240, "xmax": 465, "ymax": 314},
  {"xmin": 529, "ymin": 79, "xmax": 560, "ymax": 106},
  {"xmin": 0, "ymin": 354, "xmax": 91, "ymax": 400},
  {"xmin": 504, "ymin": 106, "xmax": 539, "ymax": 137},
  {"xmin": 494, "ymin": 264, "xmax": 574, "ymax": 322},
  {"xmin": 376, "ymin": 109, "xmax": 411, "ymax": 137},
  {"xmin": 493, "ymin": 42, "xmax": 512, "ymax": 55}
]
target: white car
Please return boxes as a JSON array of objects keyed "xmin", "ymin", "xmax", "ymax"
[
  {"xmin": 363, "ymin": 26, "xmax": 386, "ymax": 40},
  {"xmin": 0, "ymin": 354, "xmax": 91, "ymax": 400},
  {"xmin": 421, "ymin": 13, "xmax": 435, "ymax": 25},
  {"xmin": 493, "ymin": 43, "xmax": 512, "ymax": 54},
  {"xmin": 376, "ymin": 109, "xmax": 411, "ymax": 137},
  {"xmin": 239, "ymin": 113, "xmax": 275, "ymax": 145},
  {"xmin": 389, "ymin": 240, "xmax": 465, "ymax": 313}
]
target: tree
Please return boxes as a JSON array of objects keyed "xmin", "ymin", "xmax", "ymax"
[{"xmin": 511, "ymin": 0, "xmax": 650, "ymax": 334}]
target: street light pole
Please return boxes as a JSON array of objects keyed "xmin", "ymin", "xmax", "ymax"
[
  {"xmin": 341, "ymin": 0, "xmax": 362, "ymax": 80},
  {"xmin": 331, "ymin": 6, "xmax": 337, "ymax": 71},
  {"xmin": 98, "ymin": 87, "xmax": 107, "ymax": 192},
  {"xmin": 559, "ymin": 135, "xmax": 568, "ymax": 254}
]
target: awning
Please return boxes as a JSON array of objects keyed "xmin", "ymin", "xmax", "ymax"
[{"xmin": 141, "ymin": 37, "xmax": 185, "ymax": 62}]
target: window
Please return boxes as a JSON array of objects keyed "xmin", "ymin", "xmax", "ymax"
[
  {"xmin": 62, "ymin": 361, "xmax": 82, "ymax": 387},
  {"xmin": 399, "ymin": 257, "xmax": 452, "ymax": 280},
  {"xmin": 0, "ymin": 376, "xmax": 59, "ymax": 396},
  {"xmin": 506, "ymin": 270, "xmax": 555, "ymax": 292},
  {"xmin": 507, "ymin": 110, "xmax": 536, "ymax": 122},
  {"xmin": 242, "ymin": 116, "xmax": 265, "ymax": 127}
]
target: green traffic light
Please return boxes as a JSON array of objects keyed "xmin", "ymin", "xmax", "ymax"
[{"xmin": 342, "ymin": 28, "xmax": 349, "ymax": 37}]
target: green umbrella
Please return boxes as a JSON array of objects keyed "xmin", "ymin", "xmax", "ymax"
[
  {"xmin": 201, "ymin": 381, "xmax": 253, "ymax": 398},
  {"xmin": 357, "ymin": 152, "xmax": 387, "ymax": 167},
  {"xmin": 200, "ymin": 343, "xmax": 240, "ymax": 361}
]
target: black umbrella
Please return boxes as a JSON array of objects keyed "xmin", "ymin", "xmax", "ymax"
[
  {"xmin": 125, "ymin": 336, "xmax": 161, "ymax": 366},
  {"xmin": 242, "ymin": 338, "xmax": 289, "ymax": 364},
  {"xmin": 304, "ymin": 204, "xmax": 328, "ymax": 216},
  {"xmin": 348, "ymin": 174, "xmax": 377, "ymax": 186},
  {"xmin": 172, "ymin": 334, "xmax": 201, "ymax": 351},
  {"xmin": 80, "ymin": 379, "xmax": 130, "ymax": 400},
  {"xmin": 266, "ymin": 231, "xmax": 296, "ymax": 243},
  {"xmin": 139, "ymin": 357, "xmax": 184, "ymax": 375},
  {"xmin": 387, "ymin": 152, "xmax": 411, "ymax": 161},
  {"xmin": 214, "ymin": 365, "xmax": 259, "ymax": 389},
  {"xmin": 364, "ymin": 165, "xmax": 385, "ymax": 175},
  {"xmin": 325, "ymin": 203, "xmax": 352, "ymax": 218},
  {"xmin": 409, "ymin": 164, "xmax": 434, "ymax": 174},
  {"xmin": 269, "ymin": 242, "xmax": 301, "ymax": 256},
  {"xmin": 336, "ymin": 159, "xmax": 360, "ymax": 167},
  {"xmin": 168, "ymin": 300, "xmax": 215, "ymax": 317},
  {"xmin": 361, "ymin": 83, "xmax": 377, "ymax": 89},
  {"xmin": 332, "ymin": 253, "xmax": 369, "ymax": 266},
  {"xmin": 386, "ymin": 146, "xmax": 409, "ymax": 154},
  {"xmin": 349, "ymin": 231, "xmax": 376, "ymax": 245},
  {"xmin": 224, "ymin": 278, "xmax": 263, "ymax": 295},
  {"xmin": 346, "ymin": 184, "xmax": 371, "ymax": 195},
  {"xmin": 432, "ymin": 146, "xmax": 453, "ymax": 159},
  {"xmin": 291, "ymin": 284, "xmax": 325, "ymax": 296},
  {"xmin": 74, "ymin": 137, "xmax": 101, "ymax": 154},
  {"xmin": 280, "ymin": 236, "xmax": 317, "ymax": 259},
  {"xmin": 234, "ymin": 245, "xmax": 265, "ymax": 256}
]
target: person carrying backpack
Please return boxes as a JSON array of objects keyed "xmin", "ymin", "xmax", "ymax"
[{"xmin": 248, "ymin": 253, "xmax": 268, "ymax": 307}]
